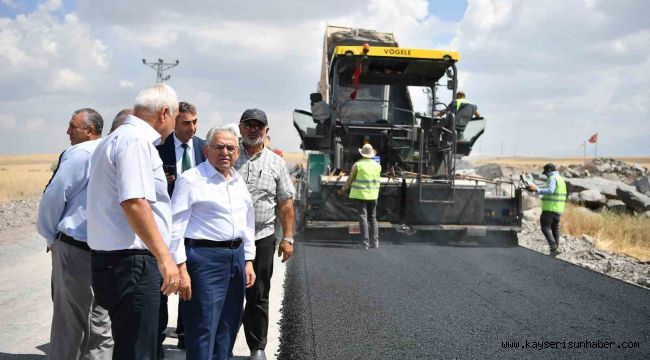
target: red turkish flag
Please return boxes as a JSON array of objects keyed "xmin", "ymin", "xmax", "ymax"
[{"xmin": 588, "ymin": 133, "xmax": 598, "ymax": 144}]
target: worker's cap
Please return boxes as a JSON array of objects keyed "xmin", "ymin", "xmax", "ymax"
[
  {"xmin": 359, "ymin": 143, "xmax": 376, "ymax": 158},
  {"xmin": 456, "ymin": 90, "xmax": 465, "ymax": 97},
  {"xmin": 240, "ymin": 108, "xmax": 268, "ymax": 126},
  {"xmin": 543, "ymin": 163, "xmax": 556, "ymax": 174}
]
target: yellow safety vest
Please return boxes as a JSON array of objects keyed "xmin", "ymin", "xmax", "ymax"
[
  {"xmin": 455, "ymin": 98, "xmax": 467, "ymax": 111},
  {"xmin": 349, "ymin": 159, "xmax": 381, "ymax": 200},
  {"xmin": 540, "ymin": 174, "xmax": 567, "ymax": 213}
]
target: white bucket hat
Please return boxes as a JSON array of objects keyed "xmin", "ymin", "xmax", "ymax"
[{"xmin": 358, "ymin": 143, "xmax": 376, "ymax": 158}]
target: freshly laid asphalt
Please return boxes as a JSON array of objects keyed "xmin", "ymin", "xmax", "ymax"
[{"xmin": 278, "ymin": 232, "xmax": 650, "ymax": 360}]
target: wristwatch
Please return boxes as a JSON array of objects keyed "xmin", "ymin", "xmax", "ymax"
[{"xmin": 282, "ymin": 237, "xmax": 294, "ymax": 245}]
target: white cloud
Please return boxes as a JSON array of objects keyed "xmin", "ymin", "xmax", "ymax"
[
  {"xmin": 454, "ymin": 0, "xmax": 650, "ymax": 156},
  {"xmin": 49, "ymin": 68, "xmax": 85, "ymax": 90},
  {"xmin": 0, "ymin": 7, "xmax": 111, "ymax": 100},
  {"xmin": 119, "ymin": 80, "xmax": 134, "ymax": 88},
  {"xmin": 0, "ymin": 0, "xmax": 647, "ymax": 156},
  {"xmin": 37, "ymin": 0, "xmax": 62, "ymax": 13},
  {"xmin": 0, "ymin": 114, "xmax": 16, "ymax": 130}
]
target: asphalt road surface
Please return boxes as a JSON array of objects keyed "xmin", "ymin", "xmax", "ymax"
[{"xmin": 279, "ymin": 232, "xmax": 650, "ymax": 360}]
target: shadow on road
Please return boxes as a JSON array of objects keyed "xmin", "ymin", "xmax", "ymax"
[
  {"xmin": 301, "ymin": 229, "xmax": 519, "ymax": 249},
  {"xmin": 0, "ymin": 344, "xmax": 48, "ymax": 359}
]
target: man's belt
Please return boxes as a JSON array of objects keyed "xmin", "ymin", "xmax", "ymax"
[
  {"xmin": 57, "ymin": 232, "xmax": 91, "ymax": 252},
  {"xmin": 91, "ymin": 249, "xmax": 153, "ymax": 256},
  {"xmin": 185, "ymin": 238, "xmax": 242, "ymax": 249}
]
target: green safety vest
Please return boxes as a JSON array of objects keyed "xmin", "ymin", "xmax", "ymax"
[
  {"xmin": 541, "ymin": 174, "xmax": 567, "ymax": 213},
  {"xmin": 349, "ymin": 159, "xmax": 382, "ymax": 200}
]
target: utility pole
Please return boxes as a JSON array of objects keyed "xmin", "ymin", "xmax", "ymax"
[{"xmin": 142, "ymin": 58, "xmax": 180, "ymax": 83}]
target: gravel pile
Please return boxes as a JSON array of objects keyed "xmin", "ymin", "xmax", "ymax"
[
  {"xmin": 0, "ymin": 197, "xmax": 39, "ymax": 231},
  {"xmin": 519, "ymin": 208, "xmax": 650, "ymax": 289}
]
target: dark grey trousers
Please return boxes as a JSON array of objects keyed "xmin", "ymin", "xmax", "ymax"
[
  {"xmin": 356, "ymin": 199, "xmax": 379, "ymax": 247},
  {"xmin": 50, "ymin": 241, "xmax": 113, "ymax": 360}
]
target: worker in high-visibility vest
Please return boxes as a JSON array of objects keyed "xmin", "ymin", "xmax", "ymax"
[
  {"xmin": 435, "ymin": 90, "xmax": 481, "ymax": 140},
  {"xmin": 338, "ymin": 144, "xmax": 382, "ymax": 249},
  {"xmin": 528, "ymin": 163, "xmax": 567, "ymax": 254}
]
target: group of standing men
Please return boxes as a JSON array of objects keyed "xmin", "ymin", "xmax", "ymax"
[{"xmin": 36, "ymin": 83, "xmax": 295, "ymax": 360}]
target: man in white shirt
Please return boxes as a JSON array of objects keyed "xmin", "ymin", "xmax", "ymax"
[
  {"xmin": 37, "ymin": 108, "xmax": 113, "ymax": 360},
  {"xmin": 171, "ymin": 126, "xmax": 256, "ymax": 360},
  {"xmin": 155, "ymin": 101, "xmax": 206, "ymax": 352},
  {"xmin": 87, "ymin": 84, "xmax": 180, "ymax": 360}
]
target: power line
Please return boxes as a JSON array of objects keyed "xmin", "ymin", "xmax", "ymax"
[{"xmin": 142, "ymin": 58, "xmax": 180, "ymax": 83}]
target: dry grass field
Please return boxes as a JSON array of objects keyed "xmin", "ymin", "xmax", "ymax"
[
  {"xmin": 0, "ymin": 152, "xmax": 306, "ymax": 204},
  {"xmin": 469, "ymin": 156, "xmax": 650, "ymax": 260},
  {"xmin": 469, "ymin": 156, "xmax": 650, "ymax": 171},
  {"xmin": 561, "ymin": 204, "xmax": 650, "ymax": 262},
  {"xmin": 0, "ymin": 154, "xmax": 59, "ymax": 203}
]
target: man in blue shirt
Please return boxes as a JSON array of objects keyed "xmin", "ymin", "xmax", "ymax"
[
  {"xmin": 36, "ymin": 108, "xmax": 113, "ymax": 359},
  {"xmin": 528, "ymin": 163, "xmax": 567, "ymax": 254}
]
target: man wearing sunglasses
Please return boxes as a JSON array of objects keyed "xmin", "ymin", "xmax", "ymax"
[
  {"xmin": 171, "ymin": 126, "xmax": 256, "ymax": 359},
  {"xmin": 235, "ymin": 109, "xmax": 295, "ymax": 360}
]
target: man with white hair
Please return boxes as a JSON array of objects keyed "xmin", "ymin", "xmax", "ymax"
[
  {"xmin": 172, "ymin": 126, "xmax": 256, "ymax": 359},
  {"xmin": 87, "ymin": 84, "xmax": 181, "ymax": 359}
]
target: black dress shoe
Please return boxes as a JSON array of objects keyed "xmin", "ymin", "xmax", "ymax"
[{"xmin": 250, "ymin": 349, "xmax": 267, "ymax": 360}]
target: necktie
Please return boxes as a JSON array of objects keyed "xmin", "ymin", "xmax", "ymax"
[
  {"xmin": 181, "ymin": 143, "xmax": 191, "ymax": 172},
  {"xmin": 43, "ymin": 150, "xmax": 65, "ymax": 193}
]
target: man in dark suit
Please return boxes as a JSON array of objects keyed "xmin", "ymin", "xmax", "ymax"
[{"xmin": 155, "ymin": 101, "xmax": 206, "ymax": 356}]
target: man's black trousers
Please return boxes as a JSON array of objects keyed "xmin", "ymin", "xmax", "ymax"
[
  {"xmin": 540, "ymin": 210, "xmax": 562, "ymax": 251},
  {"xmin": 242, "ymin": 234, "xmax": 276, "ymax": 351},
  {"xmin": 92, "ymin": 252, "xmax": 162, "ymax": 360},
  {"xmin": 158, "ymin": 293, "xmax": 185, "ymax": 354}
]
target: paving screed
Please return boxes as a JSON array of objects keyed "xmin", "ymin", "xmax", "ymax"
[{"xmin": 278, "ymin": 234, "xmax": 650, "ymax": 360}]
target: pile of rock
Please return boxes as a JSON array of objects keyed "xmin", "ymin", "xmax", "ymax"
[
  {"xmin": 564, "ymin": 176, "xmax": 650, "ymax": 215},
  {"xmin": 560, "ymin": 158, "xmax": 647, "ymax": 183},
  {"xmin": 475, "ymin": 159, "xmax": 650, "ymax": 288},
  {"xmin": 519, "ymin": 208, "xmax": 650, "ymax": 289},
  {"xmin": 474, "ymin": 158, "xmax": 650, "ymax": 216}
]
